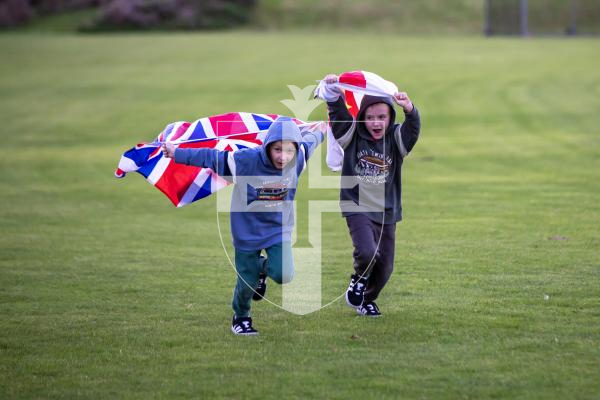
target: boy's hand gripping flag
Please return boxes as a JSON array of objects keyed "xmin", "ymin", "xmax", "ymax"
[
  {"xmin": 314, "ymin": 70, "xmax": 399, "ymax": 117},
  {"xmin": 115, "ymin": 112, "xmax": 327, "ymax": 207},
  {"xmin": 314, "ymin": 70, "xmax": 399, "ymax": 170}
]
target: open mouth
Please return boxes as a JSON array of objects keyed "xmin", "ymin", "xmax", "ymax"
[{"xmin": 372, "ymin": 128, "xmax": 383, "ymax": 135}]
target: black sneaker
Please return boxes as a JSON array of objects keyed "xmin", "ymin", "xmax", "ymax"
[
  {"xmin": 357, "ymin": 301, "xmax": 381, "ymax": 317},
  {"xmin": 345, "ymin": 274, "xmax": 367, "ymax": 308},
  {"xmin": 231, "ymin": 316, "xmax": 259, "ymax": 336},
  {"xmin": 253, "ymin": 273, "xmax": 267, "ymax": 301}
]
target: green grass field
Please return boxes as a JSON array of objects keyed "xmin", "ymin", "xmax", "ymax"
[{"xmin": 1, "ymin": 32, "xmax": 599, "ymax": 399}]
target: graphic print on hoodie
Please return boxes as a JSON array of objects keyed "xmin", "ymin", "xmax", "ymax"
[{"xmin": 355, "ymin": 148, "xmax": 393, "ymax": 185}]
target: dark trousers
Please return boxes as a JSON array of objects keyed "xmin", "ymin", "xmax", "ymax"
[
  {"xmin": 232, "ymin": 242, "xmax": 294, "ymax": 318},
  {"xmin": 345, "ymin": 214, "xmax": 396, "ymax": 303}
]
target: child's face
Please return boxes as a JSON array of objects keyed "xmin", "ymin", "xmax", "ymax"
[
  {"xmin": 269, "ymin": 140, "xmax": 296, "ymax": 169},
  {"xmin": 364, "ymin": 103, "xmax": 390, "ymax": 140}
]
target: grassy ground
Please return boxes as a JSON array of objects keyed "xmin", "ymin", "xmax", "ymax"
[{"xmin": 0, "ymin": 32, "xmax": 599, "ymax": 399}]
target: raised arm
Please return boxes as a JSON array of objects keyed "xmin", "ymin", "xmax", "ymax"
[
  {"xmin": 299, "ymin": 129, "xmax": 325, "ymax": 163},
  {"xmin": 162, "ymin": 143, "xmax": 233, "ymax": 178},
  {"xmin": 321, "ymin": 74, "xmax": 355, "ymax": 142},
  {"xmin": 327, "ymin": 97, "xmax": 355, "ymax": 141},
  {"xmin": 391, "ymin": 92, "xmax": 421, "ymax": 157}
]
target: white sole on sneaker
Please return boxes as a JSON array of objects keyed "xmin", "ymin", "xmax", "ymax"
[
  {"xmin": 231, "ymin": 326, "xmax": 259, "ymax": 336},
  {"xmin": 345, "ymin": 291, "xmax": 363, "ymax": 309},
  {"xmin": 231, "ymin": 328, "xmax": 259, "ymax": 336},
  {"xmin": 357, "ymin": 312, "xmax": 382, "ymax": 318},
  {"xmin": 356, "ymin": 308, "xmax": 382, "ymax": 318}
]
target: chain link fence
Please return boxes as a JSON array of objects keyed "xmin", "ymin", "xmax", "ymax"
[{"xmin": 484, "ymin": 0, "xmax": 600, "ymax": 36}]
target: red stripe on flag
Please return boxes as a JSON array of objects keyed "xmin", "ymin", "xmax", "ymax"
[
  {"xmin": 148, "ymin": 147, "xmax": 161, "ymax": 159},
  {"xmin": 209, "ymin": 113, "xmax": 247, "ymax": 137},
  {"xmin": 339, "ymin": 71, "xmax": 367, "ymax": 89},
  {"xmin": 179, "ymin": 139, "xmax": 219, "ymax": 149},
  {"xmin": 154, "ymin": 161, "xmax": 202, "ymax": 206},
  {"xmin": 170, "ymin": 122, "xmax": 191, "ymax": 141},
  {"xmin": 344, "ymin": 90, "xmax": 360, "ymax": 118},
  {"xmin": 176, "ymin": 133, "xmax": 261, "ymax": 149}
]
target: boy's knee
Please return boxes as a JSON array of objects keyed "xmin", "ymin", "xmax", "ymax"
[
  {"xmin": 238, "ymin": 280, "xmax": 257, "ymax": 296},
  {"xmin": 280, "ymin": 269, "xmax": 294, "ymax": 284},
  {"xmin": 356, "ymin": 247, "xmax": 378, "ymax": 267},
  {"xmin": 269, "ymin": 265, "xmax": 294, "ymax": 284}
]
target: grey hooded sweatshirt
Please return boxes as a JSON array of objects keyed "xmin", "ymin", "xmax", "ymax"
[{"xmin": 327, "ymin": 95, "xmax": 421, "ymax": 224}]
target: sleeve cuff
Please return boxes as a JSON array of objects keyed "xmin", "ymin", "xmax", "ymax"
[
  {"xmin": 404, "ymin": 105, "xmax": 418, "ymax": 116},
  {"xmin": 173, "ymin": 148, "xmax": 186, "ymax": 164}
]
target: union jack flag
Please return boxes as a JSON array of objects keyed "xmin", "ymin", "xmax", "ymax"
[
  {"xmin": 116, "ymin": 112, "xmax": 326, "ymax": 207},
  {"xmin": 335, "ymin": 70, "xmax": 399, "ymax": 117}
]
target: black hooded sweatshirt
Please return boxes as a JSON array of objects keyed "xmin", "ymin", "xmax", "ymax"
[{"xmin": 327, "ymin": 95, "xmax": 421, "ymax": 224}]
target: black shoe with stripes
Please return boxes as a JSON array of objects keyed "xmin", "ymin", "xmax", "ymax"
[
  {"xmin": 345, "ymin": 274, "xmax": 367, "ymax": 308},
  {"xmin": 357, "ymin": 301, "xmax": 381, "ymax": 317},
  {"xmin": 231, "ymin": 316, "xmax": 259, "ymax": 336}
]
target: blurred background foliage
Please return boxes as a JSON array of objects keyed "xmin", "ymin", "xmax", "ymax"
[
  {"xmin": 0, "ymin": 0, "xmax": 598, "ymax": 34},
  {"xmin": 0, "ymin": 0, "xmax": 257, "ymax": 31}
]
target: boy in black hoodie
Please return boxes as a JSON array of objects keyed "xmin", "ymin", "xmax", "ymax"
[{"xmin": 322, "ymin": 73, "xmax": 421, "ymax": 316}]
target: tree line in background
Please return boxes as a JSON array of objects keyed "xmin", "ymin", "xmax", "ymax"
[
  {"xmin": 0, "ymin": 0, "xmax": 486, "ymax": 34},
  {"xmin": 0, "ymin": 0, "xmax": 257, "ymax": 30},
  {"xmin": 2, "ymin": 0, "xmax": 598, "ymax": 35}
]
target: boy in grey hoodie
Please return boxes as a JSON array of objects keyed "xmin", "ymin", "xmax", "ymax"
[
  {"xmin": 162, "ymin": 117, "xmax": 323, "ymax": 335},
  {"xmin": 322, "ymin": 73, "xmax": 421, "ymax": 317}
]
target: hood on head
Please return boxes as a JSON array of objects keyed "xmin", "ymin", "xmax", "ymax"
[
  {"xmin": 263, "ymin": 117, "xmax": 302, "ymax": 148},
  {"xmin": 261, "ymin": 117, "xmax": 302, "ymax": 169},
  {"xmin": 356, "ymin": 95, "xmax": 397, "ymax": 136}
]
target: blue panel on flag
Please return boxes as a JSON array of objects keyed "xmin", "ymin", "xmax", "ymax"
[
  {"xmin": 253, "ymin": 115, "xmax": 273, "ymax": 131},
  {"xmin": 192, "ymin": 175, "xmax": 214, "ymax": 203},
  {"xmin": 189, "ymin": 121, "xmax": 206, "ymax": 140},
  {"xmin": 137, "ymin": 154, "xmax": 161, "ymax": 178}
]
